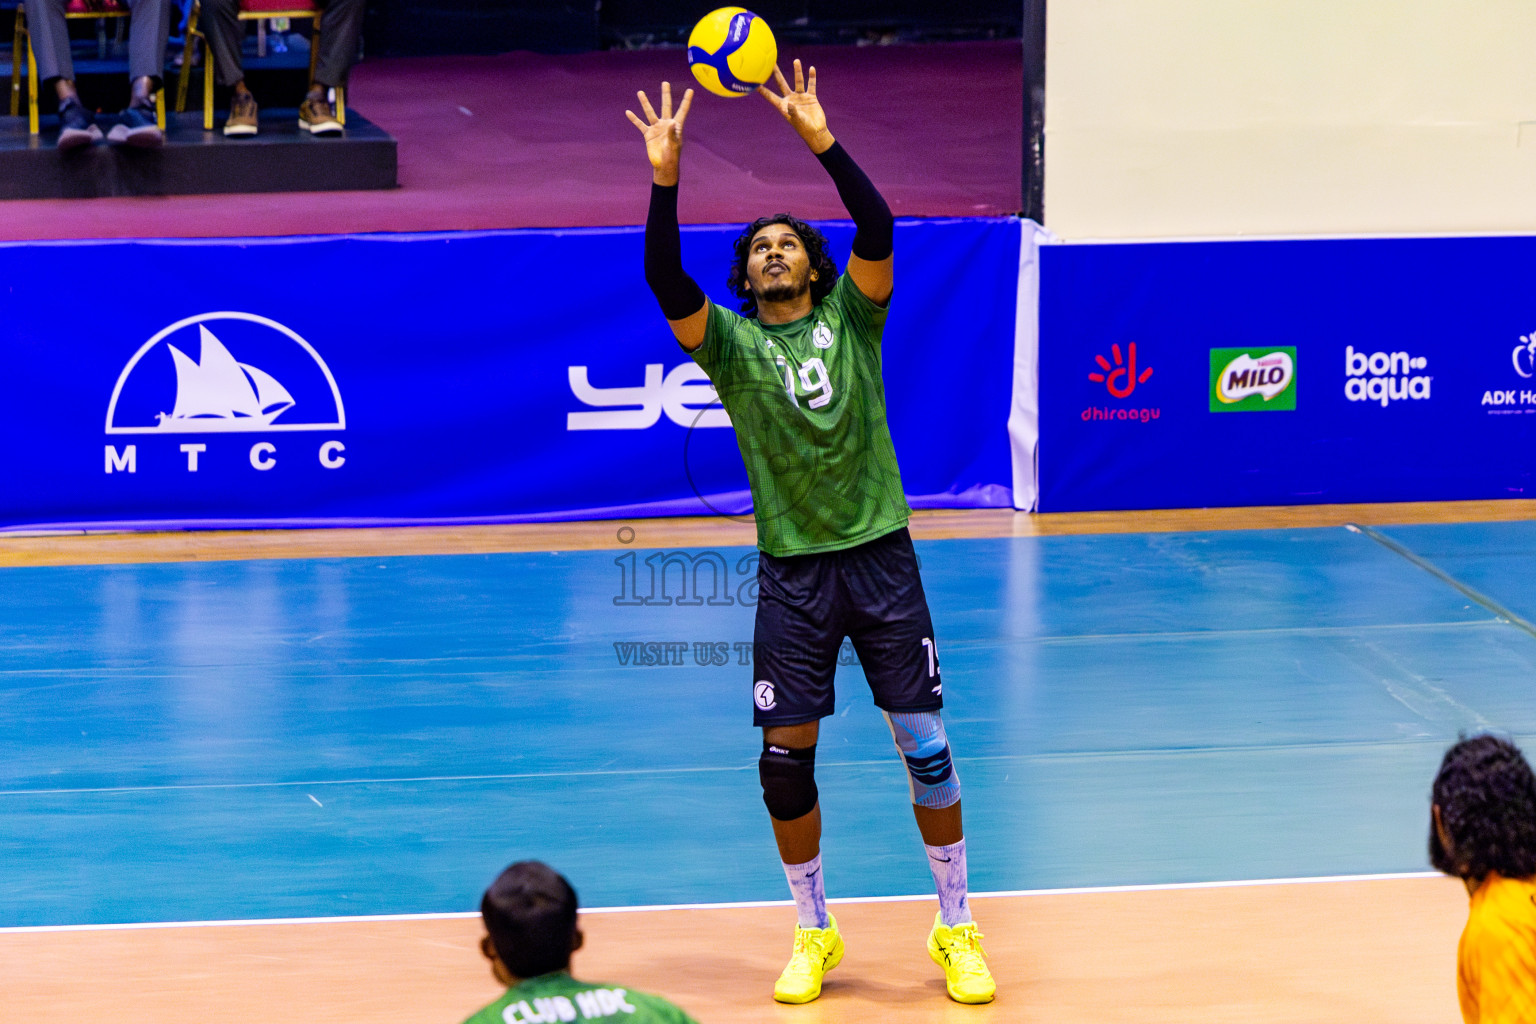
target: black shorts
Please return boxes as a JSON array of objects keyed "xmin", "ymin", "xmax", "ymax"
[{"xmin": 751, "ymin": 526, "xmax": 943, "ymax": 726}]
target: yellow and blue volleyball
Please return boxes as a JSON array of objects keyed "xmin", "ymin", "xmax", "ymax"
[{"xmin": 687, "ymin": 7, "xmax": 777, "ymax": 98}]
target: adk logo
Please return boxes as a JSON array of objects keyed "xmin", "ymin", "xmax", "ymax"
[
  {"xmin": 1513, "ymin": 333, "xmax": 1536, "ymax": 379},
  {"xmin": 103, "ymin": 311, "xmax": 347, "ymax": 474},
  {"xmin": 1479, "ymin": 331, "xmax": 1536, "ymax": 414},
  {"xmin": 1210, "ymin": 347, "xmax": 1296, "ymax": 412},
  {"xmin": 1344, "ymin": 345, "xmax": 1431, "ymax": 407}
]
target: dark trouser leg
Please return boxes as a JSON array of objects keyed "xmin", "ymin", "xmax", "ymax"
[
  {"xmin": 200, "ymin": 0, "xmax": 245, "ymax": 88},
  {"xmin": 29, "ymin": 0, "xmax": 74, "ymax": 85},
  {"xmin": 313, "ymin": 0, "xmax": 363, "ymax": 87},
  {"xmin": 126, "ymin": 0, "xmax": 171, "ymax": 89}
]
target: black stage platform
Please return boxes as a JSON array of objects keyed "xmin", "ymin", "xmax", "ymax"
[{"xmin": 0, "ymin": 111, "xmax": 397, "ymax": 200}]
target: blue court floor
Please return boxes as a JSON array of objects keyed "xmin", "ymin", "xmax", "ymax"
[{"xmin": 2, "ymin": 521, "xmax": 1534, "ymax": 927}]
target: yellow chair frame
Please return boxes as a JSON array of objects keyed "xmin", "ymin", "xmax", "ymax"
[
  {"xmin": 11, "ymin": 1, "xmax": 166, "ymax": 136},
  {"xmin": 175, "ymin": 0, "xmax": 343, "ymax": 132},
  {"xmin": 8, "ymin": 6, "xmax": 23, "ymax": 120}
]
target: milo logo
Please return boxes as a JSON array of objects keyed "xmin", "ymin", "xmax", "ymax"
[{"xmin": 1210, "ymin": 347, "xmax": 1297, "ymax": 412}]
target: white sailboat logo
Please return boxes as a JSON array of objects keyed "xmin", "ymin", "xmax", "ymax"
[
  {"xmin": 106, "ymin": 311, "xmax": 345, "ymax": 434},
  {"xmin": 156, "ymin": 325, "xmax": 295, "ymax": 430}
]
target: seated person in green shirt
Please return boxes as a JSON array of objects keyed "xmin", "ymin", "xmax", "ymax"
[{"xmin": 462, "ymin": 860, "xmax": 700, "ymax": 1024}]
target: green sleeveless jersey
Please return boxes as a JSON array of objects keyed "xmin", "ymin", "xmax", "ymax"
[
  {"xmin": 691, "ymin": 274, "xmax": 911, "ymax": 557},
  {"xmin": 462, "ymin": 971, "xmax": 698, "ymax": 1024}
]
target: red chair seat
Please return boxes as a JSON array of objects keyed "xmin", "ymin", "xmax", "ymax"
[{"xmin": 240, "ymin": 0, "xmax": 316, "ymax": 10}]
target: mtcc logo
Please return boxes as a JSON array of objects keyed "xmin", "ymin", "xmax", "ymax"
[
  {"xmin": 1344, "ymin": 345, "xmax": 1431, "ymax": 407},
  {"xmin": 103, "ymin": 311, "xmax": 347, "ymax": 474},
  {"xmin": 1515, "ymin": 333, "xmax": 1536, "ymax": 379}
]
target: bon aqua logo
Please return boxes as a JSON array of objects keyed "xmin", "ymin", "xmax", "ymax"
[
  {"xmin": 1082, "ymin": 342, "xmax": 1159, "ymax": 423},
  {"xmin": 1344, "ymin": 344, "xmax": 1430, "ymax": 407},
  {"xmin": 1210, "ymin": 347, "xmax": 1297, "ymax": 412}
]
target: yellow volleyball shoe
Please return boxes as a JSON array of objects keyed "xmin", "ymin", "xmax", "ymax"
[
  {"xmin": 773, "ymin": 914, "xmax": 844, "ymax": 1004},
  {"xmin": 927, "ymin": 912, "xmax": 996, "ymax": 1004}
]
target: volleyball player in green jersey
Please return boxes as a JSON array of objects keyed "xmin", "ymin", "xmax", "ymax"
[
  {"xmin": 462, "ymin": 861, "xmax": 699, "ymax": 1024},
  {"xmin": 626, "ymin": 63, "xmax": 995, "ymax": 1006}
]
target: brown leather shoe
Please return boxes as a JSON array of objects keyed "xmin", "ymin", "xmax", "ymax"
[
  {"xmin": 299, "ymin": 96, "xmax": 342, "ymax": 136},
  {"xmin": 223, "ymin": 91, "xmax": 258, "ymax": 137}
]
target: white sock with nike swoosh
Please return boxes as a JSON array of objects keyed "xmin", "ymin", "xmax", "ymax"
[
  {"xmin": 925, "ymin": 839, "xmax": 972, "ymax": 927},
  {"xmin": 782, "ymin": 854, "xmax": 830, "ymax": 929}
]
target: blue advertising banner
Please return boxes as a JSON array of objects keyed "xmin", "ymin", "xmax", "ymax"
[
  {"xmin": 0, "ymin": 219, "xmax": 1018, "ymax": 531},
  {"xmin": 1038, "ymin": 235, "xmax": 1536, "ymax": 511}
]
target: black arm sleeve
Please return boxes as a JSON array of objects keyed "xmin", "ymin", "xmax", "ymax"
[
  {"xmin": 644, "ymin": 183, "xmax": 707, "ymax": 321},
  {"xmin": 815, "ymin": 142, "xmax": 893, "ymax": 261}
]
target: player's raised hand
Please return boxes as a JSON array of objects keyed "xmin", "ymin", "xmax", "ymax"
[
  {"xmin": 625, "ymin": 81, "xmax": 694, "ymax": 186},
  {"xmin": 759, "ymin": 59, "xmax": 833, "ymax": 154}
]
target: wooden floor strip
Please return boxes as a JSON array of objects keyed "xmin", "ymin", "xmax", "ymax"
[
  {"xmin": 1, "ymin": 499, "xmax": 1532, "ymax": 567},
  {"xmin": 0, "ymin": 877, "xmax": 1467, "ymax": 1023}
]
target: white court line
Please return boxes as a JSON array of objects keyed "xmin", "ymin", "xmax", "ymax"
[
  {"xmin": 0, "ymin": 872, "xmax": 1440, "ymax": 935},
  {"xmin": 0, "ymin": 738, "xmax": 1474, "ymax": 798}
]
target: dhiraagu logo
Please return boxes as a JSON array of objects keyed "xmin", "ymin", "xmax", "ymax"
[{"xmin": 1210, "ymin": 347, "xmax": 1297, "ymax": 412}]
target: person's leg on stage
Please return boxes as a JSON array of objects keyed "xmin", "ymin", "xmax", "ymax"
[
  {"xmin": 31, "ymin": 0, "xmax": 100, "ymax": 148},
  {"xmin": 298, "ymin": 0, "xmax": 360, "ymax": 134},
  {"xmin": 29, "ymin": 0, "xmax": 73, "ymax": 91},
  {"xmin": 199, "ymin": 0, "xmax": 255, "ymax": 135},
  {"xmin": 108, "ymin": 0, "xmax": 170, "ymax": 146}
]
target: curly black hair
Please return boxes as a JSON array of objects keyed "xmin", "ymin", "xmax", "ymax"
[
  {"xmin": 727, "ymin": 214, "xmax": 839, "ymax": 318},
  {"xmin": 1430, "ymin": 734, "xmax": 1536, "ymax": 882}
]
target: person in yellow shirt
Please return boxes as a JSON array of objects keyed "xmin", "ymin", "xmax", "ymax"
[{"xmin": 1430, "ymin": 734, "xmax": 1536, "ymax": 1024}]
